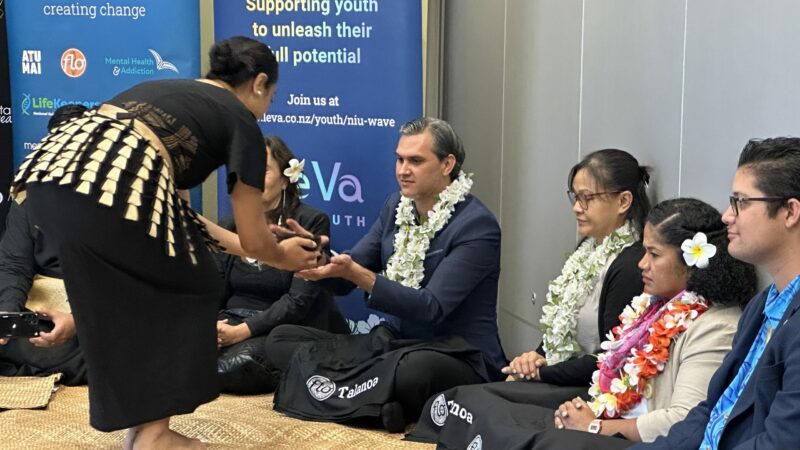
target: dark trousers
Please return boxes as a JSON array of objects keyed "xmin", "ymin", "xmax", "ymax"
[
  {"xmin": 265, "ymin": 324, "xmax": 485, "ymax": 423},
  {"xmin": 0, "ymin": 334, "xmax": 86, "ymax": 385},
  {"xmin": 528, "ymin": 429, "xmax": 634, "ymax": 450}
]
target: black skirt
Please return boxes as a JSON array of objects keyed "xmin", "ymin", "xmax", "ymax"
[{"xmin": 14, "ymin": 110, "xmax": 224, "ymax": 431}]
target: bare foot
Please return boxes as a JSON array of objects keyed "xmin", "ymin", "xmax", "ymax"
[{"xmin": 127, "ymin": 418, "xmax": 205, "ymax": 450}]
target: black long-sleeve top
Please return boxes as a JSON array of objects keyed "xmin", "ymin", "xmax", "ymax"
[
  {"xmin": 0, "ymin": 202, "xmax": 61, "ymax": 312},
  {"xmin": 535, "ymin": 242, "xmax": 644, "ymax": 386},
  {"xmin": 215, "ymin": 204, "xmax": 348, "ymax": 336}
]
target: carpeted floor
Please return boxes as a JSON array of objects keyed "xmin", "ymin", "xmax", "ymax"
[{"xmin": 0, "ymin": 386, "xmax": 433, "ymax": 449}]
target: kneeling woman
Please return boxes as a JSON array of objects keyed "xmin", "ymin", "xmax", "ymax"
[
  {"xmin": 215, "ymin": 136, "xmax": 350, "ymax": 394},
  {"xmin": 407, "ymin": 198, "xmax": 756, "ymax": 449}
]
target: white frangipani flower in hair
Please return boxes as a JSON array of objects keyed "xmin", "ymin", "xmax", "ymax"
[
  {"xmin": 681, "ymin": 232, "xmax": 716, "ymax": 269},
  {"xmin": 283, "ymin": 158, "xmax": 305, "ymax": 183}
]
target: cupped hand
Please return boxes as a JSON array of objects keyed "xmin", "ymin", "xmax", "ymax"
[
  {"xmin": 296, "ymin": 254, "xmax": 353, "ymax": 281},
  {"xmin": 29, "ymin": 308, "xmax": 76, "ymax": 348}
]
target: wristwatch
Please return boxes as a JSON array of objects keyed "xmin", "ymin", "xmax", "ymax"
[{"xmin": 587, "ymin": 419, "xmax": 602, "ymax": 434}]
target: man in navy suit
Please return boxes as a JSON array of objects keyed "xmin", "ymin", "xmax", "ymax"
[
  {"xmin": 631, "ymin": 137, "xmax": 800, "ymax": 449},
  {"xmin": 267, "ymin": 117, "xmax": 505, "ymax": 431}
]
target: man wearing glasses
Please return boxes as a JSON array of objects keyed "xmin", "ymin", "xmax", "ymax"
[{"xmin": 632, "ymin": 137, "xmax": 800, "ymax": 449}]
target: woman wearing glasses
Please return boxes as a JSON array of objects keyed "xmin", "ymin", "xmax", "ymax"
[{"xmin": 499, "ymin": 149, "xmax": 651, "ymax": 402}]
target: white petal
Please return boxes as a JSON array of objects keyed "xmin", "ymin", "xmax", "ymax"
[
  {"xmin": 696, "ymin": 255, "xmax": 709, "ymax": 269},
  {"xmin": 702, "ymin": 243, "xmax": 717, "ymax": 258},
  {"xmin": 681, "ymin": 239, "xmax": 695, "ymax": 253},
  {"xmin": 683, "ymin": 252, "xmax": 698, "ymax": 266},
  {"xmin": 692, "ymin": 232, "xmax": 707, "ymax": 245}
]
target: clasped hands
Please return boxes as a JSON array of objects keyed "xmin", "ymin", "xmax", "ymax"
[
  {"xmin": 554, "ymin": 396, "xmax": 597, "ymax": 431},
  {"xmin": 501, "ymin": 350, "xmax": 547, "ymax": 381}
]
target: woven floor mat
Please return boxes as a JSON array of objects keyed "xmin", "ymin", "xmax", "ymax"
[
  {"xmin": 0, "ymin": 374, "xmax": 62, "ymax": 410},
  {"xmin": 0, "ymin": 386, "xmax": 433, "ymax": 449}
]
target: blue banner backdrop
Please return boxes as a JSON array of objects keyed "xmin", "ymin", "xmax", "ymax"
[
  {"xmin": 214, "ymin": 0, "xmax": 423, "ymax": 329},
  {"xmin": 6, "ymin": 0, "xmax": 202, "ymax": 207}
]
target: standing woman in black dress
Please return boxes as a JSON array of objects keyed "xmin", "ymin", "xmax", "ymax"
[{"xmin": 9, "ymin": 36, "xmax": 319, "ymax": 449}]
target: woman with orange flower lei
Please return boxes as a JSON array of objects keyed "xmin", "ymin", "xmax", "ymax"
[{"xmin": 407, "ymin": 198, "xmax": 757, "ymax": 449}]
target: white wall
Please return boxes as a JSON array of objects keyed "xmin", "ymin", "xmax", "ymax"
[{"xmin": 443, "ymin": 0, "xmax": 800, "ymax": 357}]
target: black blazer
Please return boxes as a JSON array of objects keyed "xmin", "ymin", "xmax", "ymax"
[{"xmin": 536, "ymin": 241, "xmax": 644, "ymax": 386}]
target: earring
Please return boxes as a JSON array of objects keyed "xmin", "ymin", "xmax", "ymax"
[
  {"xmin": 278, "ymin": 189, "xmax": 286, "ymax": 226},
  {"xmin": 257, "ymin": 90, "xmax": 263, "ymax": 95}
]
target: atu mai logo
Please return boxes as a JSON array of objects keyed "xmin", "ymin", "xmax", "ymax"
[{"xmin": 61, "ymin": 48, "xmax": 87, "ymax": 78}]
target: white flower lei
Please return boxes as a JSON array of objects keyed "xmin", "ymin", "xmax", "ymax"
[
  {"xmin": 383, "ymin": 171, "xmax": 473, "ymax": 288},
  {"xmin": 540, "ymin": 222, "xmax": 638, "ymax": 364}
]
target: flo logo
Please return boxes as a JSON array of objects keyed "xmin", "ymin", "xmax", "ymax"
[
  {"xmin": 467, "ymin": 434, "xmax": 482, "ymax": 450},
  {"xmin": 430, "ymin": 394, "xmax": 448, "ymax": 426},
  {"xmin": 299, "ymin": 161, "xmax": 364, "ymax": 203},
  {"xmin": 61, "ymin": 48, "xmax": 87, "ymax": 78},
  {"xmin": 306, "ymin": 375, "xmax": 336, "ymax": 401},
  {"xmin": 21, "ymin": 50, "xmax": 42, "ymax": 75}
]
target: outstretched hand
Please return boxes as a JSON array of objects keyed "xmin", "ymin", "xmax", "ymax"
[{"xmin": 296, "ymin": 254, "xmax": 354, "ymax": 281}]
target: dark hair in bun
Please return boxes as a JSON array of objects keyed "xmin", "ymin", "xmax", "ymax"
[
  {"xmin": 206, "ymin": 36, "xmax": 278, "ymax": 88},
  {"xmin": 567, "ymin": 148, "xmax": 652, "ymax": 235}
]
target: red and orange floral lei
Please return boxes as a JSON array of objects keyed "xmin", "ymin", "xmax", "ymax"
[{"xmin": 588, "ymin": 290, "xmax": 708, "ymax": 418}]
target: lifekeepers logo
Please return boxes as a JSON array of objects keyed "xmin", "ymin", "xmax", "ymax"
[
  {"xmin": 20, "ymin": 94, "xmax": 31, "ymax": 115},
  {"xmin": 431, "ymin": 394, "xmax": 448, "ymax": 426},
  {"xmin": 61, "ymin": 48, "xmax": 87, "ymax": 78},
  {"xmin": 19, "ymin": 93, "xmax": 99, "ymax": 117},
  {"xmin": 306, "ymin": 375, "xmax": 336, "ymax": 401},
  {"xmin": 21, "ymin": 50, "xmax": 42, "ymax": 75},
  {"xmin": 467, "ymin": 434, "xmax": 482, "ymax": 450}
]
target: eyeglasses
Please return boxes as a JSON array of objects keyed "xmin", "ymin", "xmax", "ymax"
[
  {"xmin": 728, "ymin": 195, "xmax": 787, "ymax": 216},
  {"xmin": 567, "ymin": 190, "xmax": 622, "ymax": 210}
]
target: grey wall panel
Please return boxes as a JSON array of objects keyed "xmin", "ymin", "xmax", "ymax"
[
  {"xmin": 442, "ymin": 1, "xmax": 506, "ymax": 216},
  {"xmin": 580, "ymin": 0, "xmax": 686, "ymax": 203},
  {"xmin": 497, "ymin": 0, "xmax": 583, "ymax": 357},
  {"xmin": 439, "ymin": 0, "xmax": 799, "ymax": 358},
  {"xmin": 680, "ymin": 0, "xmax": 800, "ymax": 210}
]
